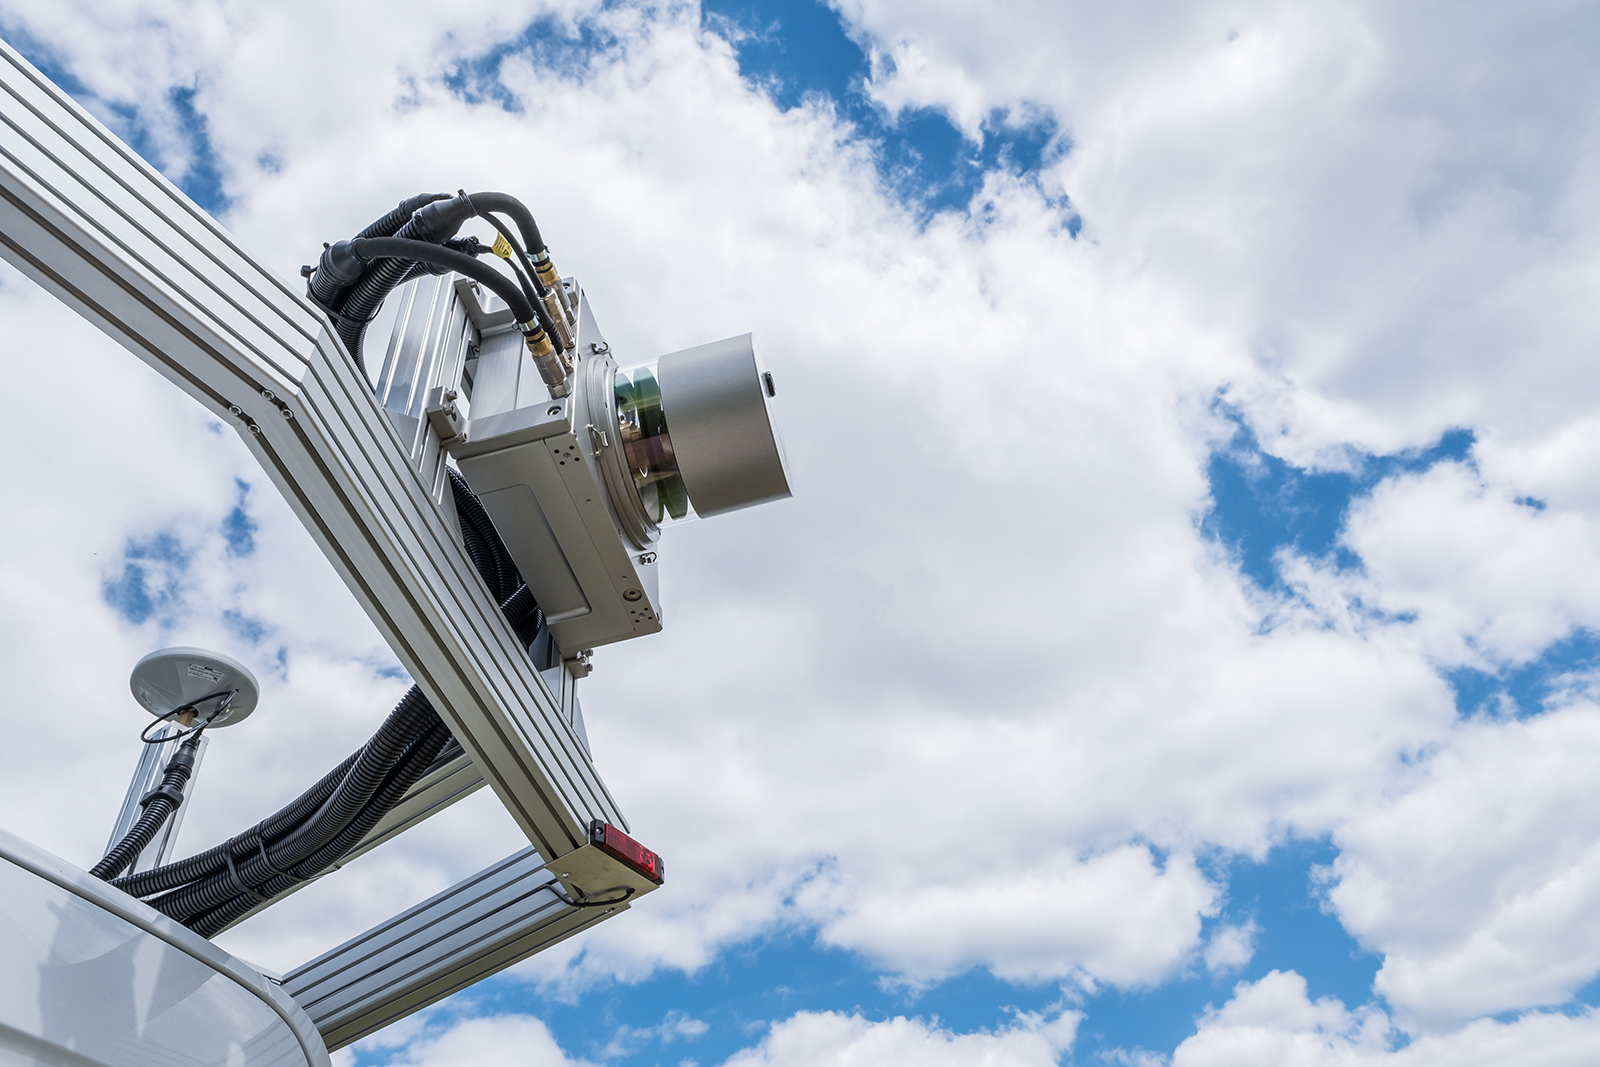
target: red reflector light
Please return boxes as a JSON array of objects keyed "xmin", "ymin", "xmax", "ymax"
[{"xmin": 591, "ymin": 821, "xmax": 664, "ymax": 883}]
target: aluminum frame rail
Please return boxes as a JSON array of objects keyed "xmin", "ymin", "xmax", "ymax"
[
  {"xmin": 0, "ymin": 38, "xmax": 622, "ymax": 860},
  {"xmin": 281, "ymin": 847, "xmax": 623, "ymax": 1050}
]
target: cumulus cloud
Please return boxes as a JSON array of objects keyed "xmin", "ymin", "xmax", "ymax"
[
  {"xmin": 1203, "ymin": 920, "xmax": 1258, "ymax": 976},
  {"xmin": 350, "ymin": 1013, "xmax": 600, "ymax": 1067},
  {"xmin": 720, "ymin": 1008, "xmax": 1079, "ymax": 1067},
  {"xmin": 1171, "ymin": 970, "xmax": 1600, "ymax": 1066},
  {"xmin": 3, "ymin": 0, "xmax": 1600, "ymax": 1054}
]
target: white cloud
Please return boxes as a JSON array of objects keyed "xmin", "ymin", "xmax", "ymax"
[
  {"xmin": 1203, "ymin": 920, "xmax": 1258, "ymax": 976},
  {"xmin": 4, "ymin": 0, "xmax": 1600, "ymax": 1051},
  {"xmin": 601, "ymin": 1010, "xmax": 710, "ymax": 1059},
  {"xmin": 719, "ymin": 1008, "xmax": 1078, "ymax": 1067},
  {"xmin": 1171, "ymin": 970, "xmax": 1600, "ymax": 1066},
  {"xmin": 1318, "ymin": 702, "xmax": 1600, "ymax": 1029},
  {"xmin": 1330, "ymin": 461, "xmax": 1600, "ymax": 670},
  {"xmin": 357, "ymin": 1014, "xmax": 599, "ymax": 1067}
]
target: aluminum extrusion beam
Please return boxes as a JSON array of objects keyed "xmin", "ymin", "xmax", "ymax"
[
  {"xmin": 0, "ymin": 37, "xmax": 622, "ymax": 860},
  {"xmin": 282, "ymin": 847, "xmax": 626, "ymax": 1050}
]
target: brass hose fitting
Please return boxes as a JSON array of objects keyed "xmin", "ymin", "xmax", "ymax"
[
  {"xmin": 542, "ymin": 289, "xmax": 575, "ymax": 351},
  {"xmin": 533, "ymin": 252, "xmax": 576, "ymax": 326},
  {"xmin": 521, "ymin": 322, "xmax": 569, "ymax": 398}
]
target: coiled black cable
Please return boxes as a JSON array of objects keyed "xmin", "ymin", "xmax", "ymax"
[
  {"xmin": 357, "ymin": 193, "xmax": 454, "ymax": 241},
  {"xmin": 308, "ymin": 193, "xmax": 451, "ymax": 310}
]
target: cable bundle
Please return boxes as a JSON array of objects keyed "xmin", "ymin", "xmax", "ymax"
[
  {"xmin": 304, "ymin": 190, "xmax": 568, "ymax": 376},
  {"xmin": 99, "ymin": 474, "xmax": 544, "ymax": 938}
]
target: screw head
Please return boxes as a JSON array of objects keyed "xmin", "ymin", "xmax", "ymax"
[
  {"xmin": 261, "ymin": 389, "xmax": 276, "ymax": 402},
  {"xmin": 623, "ymin": 589, "xmax": 643, "ymax": 602},
  {"xmin": 548, "ymin": 405, "xmax": 562, "ymax": 416}
]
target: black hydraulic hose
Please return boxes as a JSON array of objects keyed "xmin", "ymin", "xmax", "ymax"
[
  {"xmin": 90, "ymin": 732, "xmax": 204, "ymax": 881},
  {"xmin": 467, "ymin": 202, "xmax": 548, "ymax": 300},
  {"xmin": 351, "ymin": 238, "xmax": 537, "ymax": 325},
  {"xmin": 186, "ymin": 723, "xmax": 453, "ymax": 939},
  {"xmin": 467, "ymin": 191, "xmax": 547, "ymax": 256}
]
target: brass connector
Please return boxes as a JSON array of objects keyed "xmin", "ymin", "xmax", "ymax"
[
  {"xmin": 543, "ymin": 289, "xmax": 575, "ymax": 351},
  {"xmin": 533, "ymin": 251, "xmax": 577, "ymax": 325},
  {"xmin": 521, "ymin": 322, "xmax": 569, "ymax": 398}
]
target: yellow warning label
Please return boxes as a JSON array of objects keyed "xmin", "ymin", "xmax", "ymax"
[{"xmin": 490, "ymin": 233, "xmax": 514, "ymax": 260}]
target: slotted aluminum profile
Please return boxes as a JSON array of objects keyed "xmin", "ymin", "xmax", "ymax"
[
  {"xmin": 281, "ymin": 847, "xmax": 617, "ymax": 1050},
  {"xmin": 0, "ymin": 40, "xmax": 622, "ymax": 871}
]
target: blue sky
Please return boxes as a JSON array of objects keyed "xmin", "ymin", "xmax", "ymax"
[{"xmin": 6, "ymin": 0, "xmax": 1600, "ymax": 1064}]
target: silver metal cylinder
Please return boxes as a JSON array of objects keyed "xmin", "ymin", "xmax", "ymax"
[{"xmin": 654, "ymin": 334, "xmax": 791, "ymax": 516}]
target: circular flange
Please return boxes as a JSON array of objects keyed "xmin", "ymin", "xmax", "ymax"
[
  {"xmin": 129, "ymin": 647, "xmax": 260, "ymax": 728},
  {"xmin": 583, "ymin": 351, "xmax": 661, "ymax": 550}
]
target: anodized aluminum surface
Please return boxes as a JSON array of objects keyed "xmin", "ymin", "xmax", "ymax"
[
  {"xmin": 0, "ymin": 37, "xmax": 624, "ymax": 862},
  {"xmin": 282, "ymin": 847, "xmax": 624, "ymax": 1050}
]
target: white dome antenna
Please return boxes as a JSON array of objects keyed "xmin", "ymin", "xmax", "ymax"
[{"xmin": 129, "ymin": 646, "xmax": 261, "ymax": 730}]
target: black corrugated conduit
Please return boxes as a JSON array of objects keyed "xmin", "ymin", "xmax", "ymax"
[
  {"xmin": 102, "ymin": 470, "xmax": 546, "ymax": 939},
  {"xmin": 185, "ymin": 722, "xmax": 454, "ymax": 939},
  {"xmin": 89, "ymin": 729, "xmax": 205, "ymax": 881}
]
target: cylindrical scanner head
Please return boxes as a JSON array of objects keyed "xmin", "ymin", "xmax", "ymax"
[
  {"xmin": 522, "ymin": 323, "xmax": 570, "ymax": 398},
  {"xmin": 655, "ymin": 333, "xmax": 790, "ymax": 516}
]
